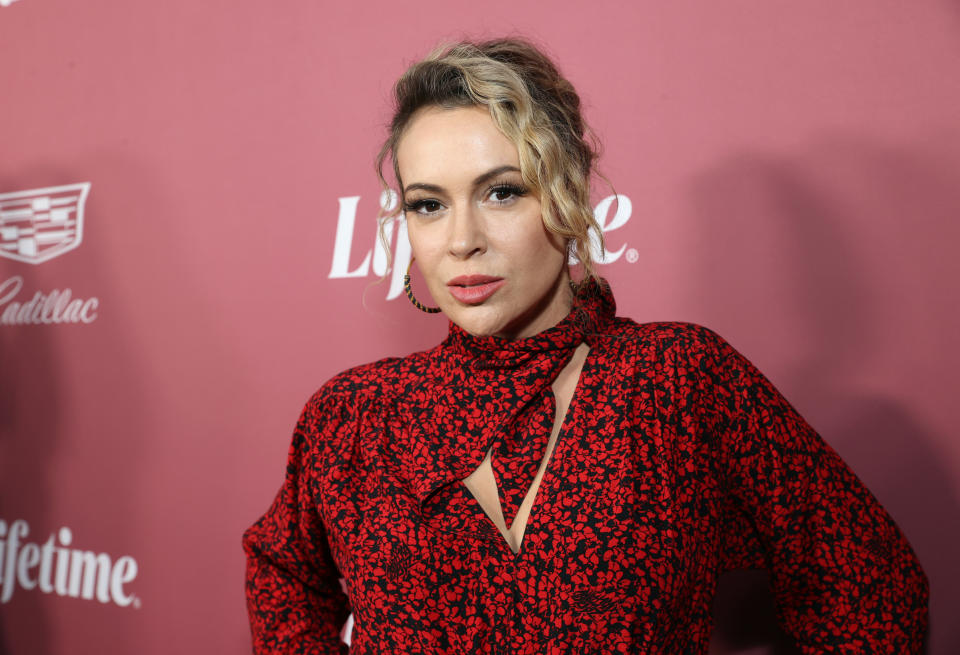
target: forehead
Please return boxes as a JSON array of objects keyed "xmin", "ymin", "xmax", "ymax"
[{"xmin": 396, "ymin": 105, "xmax": 520, "ymax": 186}]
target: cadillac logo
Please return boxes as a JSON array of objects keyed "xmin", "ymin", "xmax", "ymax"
[{"xmin": 0, "ymin": 183, "xmax": 90, "ymax": 265}]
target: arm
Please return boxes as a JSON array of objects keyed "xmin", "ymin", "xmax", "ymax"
[
  {"xmin": 243, "ymin": 394, "xmax": 351, "ymax": 654},
  {"xmin": 694, "ymin": 328, "xmax": 928, "ymax": 653}
]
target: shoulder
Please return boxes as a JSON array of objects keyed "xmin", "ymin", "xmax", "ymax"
[
  {"xmin": 300, "ymin": 346, "xmax": 439, "ymax": 420},
  {"xmin": 601, "ymin": 317, "xmax": 737, "ymax": 362},
  {"xmin": 594, "ymin": 319, "xmax": 756, "ymax": 396},
  {"xmin": 290, "ymin": 349, "xmax": 436, "ymax": 464}
]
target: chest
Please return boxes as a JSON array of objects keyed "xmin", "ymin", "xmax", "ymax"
[
  {"xmin": 461, "ymin": 342, "xmax": 587, "ymax": 554},
  {"xmin": 317, "ymin": 351, "xmax": 724, "ymax": 652}
]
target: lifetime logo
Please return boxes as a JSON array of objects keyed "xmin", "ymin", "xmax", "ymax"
[
  {"xmin": 328, "ymin": 191, "xmax": 634, "ymax": 301},
  {"xmin": 0, "ymin": 519, "xmax": 140, "ymax": 608}
]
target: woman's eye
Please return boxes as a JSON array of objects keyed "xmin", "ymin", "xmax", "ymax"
[
  {"xmin": 488, "ymin": 185, "xmax": 526, "ymax": 205},
  {"xmin": 405, "ymin": 199, "xmax": 444, "ymax": 215}
]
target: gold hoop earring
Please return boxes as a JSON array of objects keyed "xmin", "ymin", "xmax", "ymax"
[{"xmin": 404, "ymin": 258, "xmax": 441, "ymax": 313}]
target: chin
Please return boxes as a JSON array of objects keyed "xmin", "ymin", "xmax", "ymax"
[
  {"xmin": 447, "ymin": 307, "xmax": 508, "ymax": 338},
  {"xmin": 456, "ymin": 320, "xmax": 502, "ymax": 339}
]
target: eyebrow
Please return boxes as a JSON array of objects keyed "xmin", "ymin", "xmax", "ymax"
[{"xmin": 402, "ymin": 165, "xmax": 522, "ymax": 196}]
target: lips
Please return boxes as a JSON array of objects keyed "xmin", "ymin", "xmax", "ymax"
[{"xmin": 446, "ymin": 275, "xmax": 505, "ymax": 304}]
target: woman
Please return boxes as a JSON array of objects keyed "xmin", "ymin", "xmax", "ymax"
[{"xmin": 243, "ymin": 39, "xmax": 928, "ymax": 654}]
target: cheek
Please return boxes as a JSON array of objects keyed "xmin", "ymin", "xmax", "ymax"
[
  {"xmin": 515, "ymin": 219, "xmax": 566, "ymax": 262},
  {"xmin": 407, "ymin": 223, "xmax": 438, "ymax": 262},
  {"xmin": 406, "ymin": 224, "xmax": 447, "ymax": 295}
]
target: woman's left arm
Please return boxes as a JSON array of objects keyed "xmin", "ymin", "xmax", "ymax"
[{"xmin": 693, "ymin": 327, "xmax": 929, "ymax": 654}]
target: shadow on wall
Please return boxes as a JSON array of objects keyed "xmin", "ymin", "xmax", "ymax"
[
  {"xmin": 0, "ymin": 177, "xmax": 60, "ymax": 654},
  {"xmin": 0, "ymin": 167, "xmax": 152, "ymax": 655},
  {"xmin": 0, "ymin": 332, "xmax": 59, "ymax": 655},
  {"xmin": 688, "ymin": 134, "xmax": 960, "ymax": 655}
]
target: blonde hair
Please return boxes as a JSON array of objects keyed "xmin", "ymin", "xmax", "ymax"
[{"xmin": 376, "ymin": 38, "xmax": 605, "ymax": 280}]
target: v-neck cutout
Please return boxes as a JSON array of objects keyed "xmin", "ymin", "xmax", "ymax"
[{"xmin": 461, "ymin": 342, "xmax": 591, "ymax": 555}]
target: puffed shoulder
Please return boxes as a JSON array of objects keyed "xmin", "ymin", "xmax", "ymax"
[
  {"xmin": 305, "ymin": 347, "xmax": 438, "ymax": 406},
  {"xmin": 604, "ymin": 317, "xmax": 742, "ymax": 363},
  {"xmin": 294, "ymin": 348, "xmax": 443, "ymax": 448},
  {"xmin": 627, "ymin": 318, "xmax": 728, "ymax": 344}
]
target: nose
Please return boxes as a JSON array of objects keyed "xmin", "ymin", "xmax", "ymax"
[{"xmin": 447, "ymin": 203, "xmax": 486, "ymax": 259}]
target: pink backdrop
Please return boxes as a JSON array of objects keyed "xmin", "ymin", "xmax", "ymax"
[{"xmin": 2, "ymin": 1, "xmax": 958, "ymax": 653}]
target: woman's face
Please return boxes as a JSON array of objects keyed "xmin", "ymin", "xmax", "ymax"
[{"xmin": 396, "ymin": 105, "xmax": 570, "ymax": 340}]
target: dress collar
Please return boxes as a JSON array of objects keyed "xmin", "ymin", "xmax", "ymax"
[
  {"xmin": 443, "ymin": 276, "xmax": 617, "ymax": 370},
  {"xmin": 384, "ymin": 277, "xmax": 617, "ymax": 525}
]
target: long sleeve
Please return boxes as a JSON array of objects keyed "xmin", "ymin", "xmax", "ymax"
[
  {"xmin": 243, "ymin": 393, "xmax": 352, "ymax": 654},
  {"xmin": 694, "ymin": 328, "xmax": 928, "ymax": 653}
]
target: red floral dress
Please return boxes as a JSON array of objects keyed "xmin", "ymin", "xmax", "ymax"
[{"xmin": 243, "ymin": 279, "xmax": 928, "ymax": 654}]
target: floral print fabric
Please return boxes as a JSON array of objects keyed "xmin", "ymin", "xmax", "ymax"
[{"xmin": 243, "ymin": 279, "xmax": 928, "ymax": 654}]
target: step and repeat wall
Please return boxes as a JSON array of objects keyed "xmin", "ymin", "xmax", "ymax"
[{"xmin": 2, "ymin": 1, "xmax": 958, "ymax": 653}]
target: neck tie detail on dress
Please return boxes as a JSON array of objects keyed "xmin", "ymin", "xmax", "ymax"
[{"xmin": 445, "ymin": 277, "xmax": 616, "ymax": 529}]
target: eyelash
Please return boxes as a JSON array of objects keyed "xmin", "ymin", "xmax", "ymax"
[
  {"xmin": 403, "ymin": 198, "xmax": 443, "ymax": 215},
  {"xmin": 488, "ymin": 183, "xmax": 528, "ymax": 204},
  {"xmin": 403, "ymin": 181, "xmax": 528, "ymax": 216}
]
